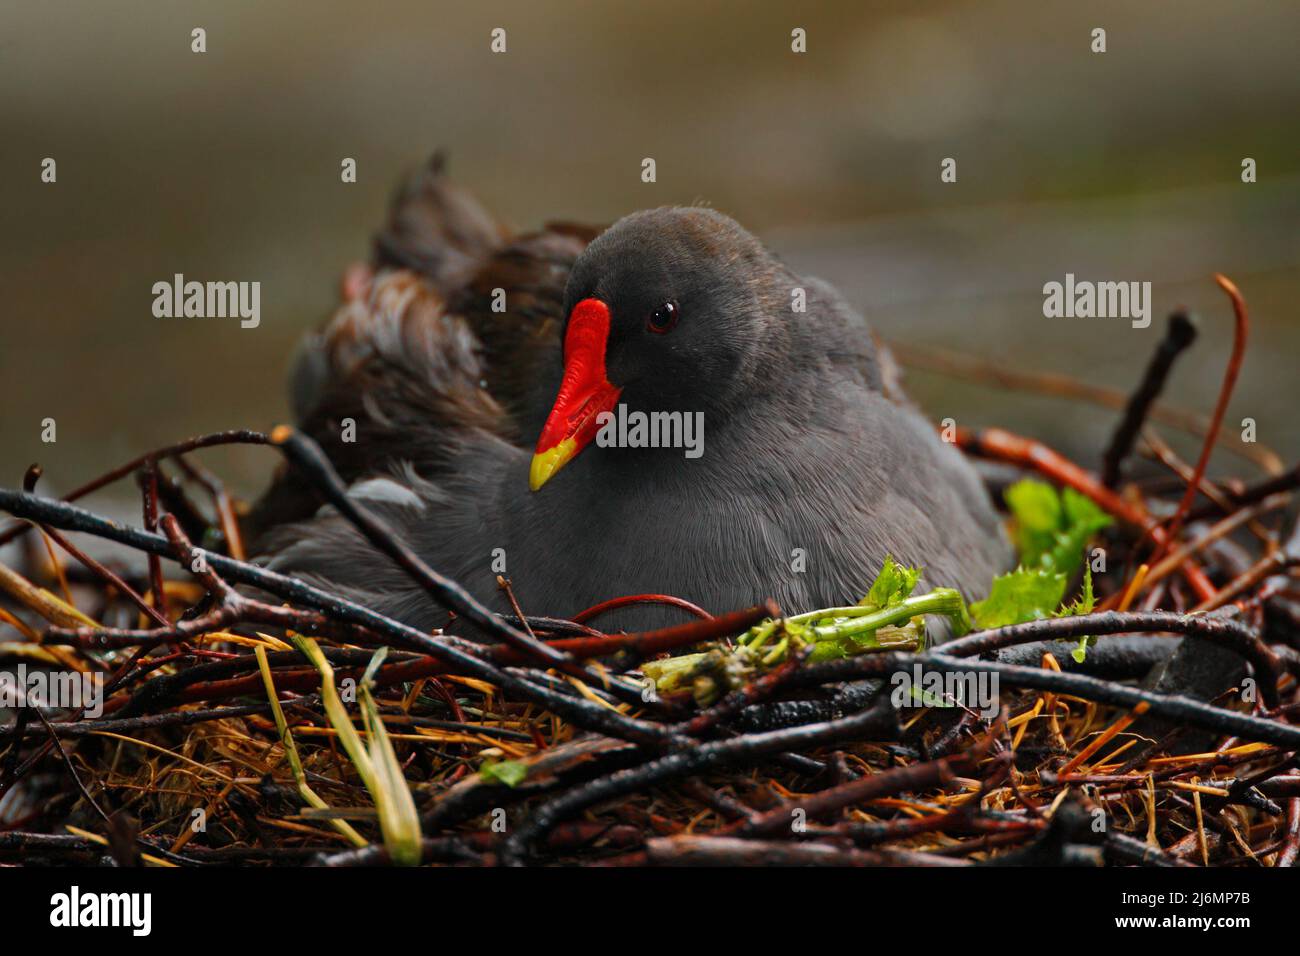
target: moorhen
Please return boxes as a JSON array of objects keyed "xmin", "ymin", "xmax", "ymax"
[{"xmin": 253, "ymin": 155, "xmax": 1011, "ymax": 634}]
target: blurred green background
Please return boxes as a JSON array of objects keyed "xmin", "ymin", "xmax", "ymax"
[{"xmin": 2, "ymin": 0, "xmax": 1298, "ymax": 506}]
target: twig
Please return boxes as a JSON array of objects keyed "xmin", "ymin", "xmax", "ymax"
[
  {"xmin": 1152, "ymin": 275, "xmax": 1250, "ymax": 562},
  {"xmin": 635, "ymin": 835, "xmax": 968, "ymax": 866},
  {"xmin": 889, "ymin": 341, "xmax": 1281, "ymax": 474},
  {"xmin": 783, "ymin": 652, "xmax": 1300, "ymax": 748},
  {"xmin": 138, "ymin": 459, "xmax": 167, "ymax": 619},
  {"xmin": 729, "ymin": 742, "xmax": 987, "ymax": 837},
  {"xmin": 72, "ymin": 602, "xmax": 775, "ymax": 714},
  {"xmin": 174, "ymin": 454, "xmax": 247, "ymax": 561},
  {"xmin": 572, "ymin": 593, "xmax": 713, "ymax": 623},
  {"xmin": 32, "ymin": 707, "xmax": 113, "ymax": 830},
  {"xmin": 270, "ymin": 427, "xmax": 611, "ymax": 685},
  {"xmin": 1102, "ymin": 311, "xmax": 1198, "ymax": 488},
  {"xmin": 0, "ymin": 429, "xmax": 269, "ymax": 548},
  {"xmin": 955, "ymin": 425, "xmax": 1216, "ymax": 601},
  {"xmin": 499, "ymin": 692, "xmax": 900, "ymax": 863},
  {"xmin": 939, "ymin": 609, "xmax": 1284, "ymax": 707},
  {"xmin": 0, "ymin": 487, "xmax": 676, "ymax": 748},
  {"xmin": 1186, "ymin": 463, "xmax": 1300, "ymax": 523}
]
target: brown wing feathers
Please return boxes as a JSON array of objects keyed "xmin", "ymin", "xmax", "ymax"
[{"xmin": 248, "ymin": 155, "xmax": 591, "ymax": 537}]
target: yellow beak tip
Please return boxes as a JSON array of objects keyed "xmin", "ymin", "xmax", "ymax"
[
  {"xmin": 529, "ymin": 439, "xmax": 577, "ymax": 492},
  {"xmin": 528, "ymin": 460, "xmax": 549, "ymax": 492}
]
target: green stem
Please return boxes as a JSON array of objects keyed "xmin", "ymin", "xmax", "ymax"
[{"xmin": 808, "ymin": 588, "xmax": 970, "ymax": 642}]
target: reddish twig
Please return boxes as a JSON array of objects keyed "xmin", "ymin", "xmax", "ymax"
[
  {"xmin": 1152, "ymin": 275, "xmax": 1250, "ymax": 563},
  {"xmin": 54, "ymin": 602, "xmax": 778, "ymax": 713},
  {"xmin": 174, "ymin": 454, "xmax": 247, "ymax": 561},
  {"xmin": 0, "ymin": 429, "xmax": 269, "ymax": 548},
  {"xmin": 954, "ymin": 425, "xmax": 1216, "ymax": 602},
  {"xmin": 138, "ymin": 459, "xmax": 166, "ymax": 619},
  {"xmin": 572, "ymin": 593, "xmax": 713, "ymax": 624}
]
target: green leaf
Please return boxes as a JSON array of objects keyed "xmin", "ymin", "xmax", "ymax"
[
  {"xmin": 1059, "ymin": 565, "xmax": 1096, "ymax": 618},
  {"xmin": 253, "ymin": 645, "xmax": 367, "ymax": 850},
  {"xmin": 1058, "ymin": 567, "xmax": 1097, "ymax": 662},
  {"xmin": 479, "ymin": 759, "xmax": 529, "ymax": 788},
  {"xmin": 290, "ymin": 636, "xmax": 422, "ymax": 865},
  {"xmin": 1004, "ymin": 480, "xmax": 1112, "ymax": 576},
  {"xmin": 1003, "ymin": 478, "xmax": 1055, "ymax": 538},
  {"xmin": 1051, "ymin": 488, "xmax": 1112, "ymax": 574},
  {"xmin": 861, "ymin": 554, "xmax": 922, "ymax": 608},
  {"xmin": 361, "ymin": 645, "xmax": 389, "ymax": 685},
  {"xmin": 970, "ymin": 567, "xmax": 1068, "ymax": 629}
]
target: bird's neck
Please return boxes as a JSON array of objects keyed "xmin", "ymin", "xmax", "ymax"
[{"xmin": 574, "ymin": 385, "xmax": 823, "ymax": 495}]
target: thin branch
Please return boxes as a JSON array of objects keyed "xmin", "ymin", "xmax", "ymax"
[{"xmin": 1102, "ymin": 311, "xmax": 1198, "ymax": 488}]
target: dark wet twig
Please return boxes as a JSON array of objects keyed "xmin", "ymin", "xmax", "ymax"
[
  {"xmin": 0, "ymin": 487, "xmax": 678, "ymax": 747},
  {"xmin": 729, "ymin": 737, "xmax": 991, "ymax": 838},
  {"xmin": 939, "ymin": 609, "xmax": 1284, "ymax": 707},
  {"xmin": 45, "ymin": 602, "xmax": 773, "ymax": 715},
  {"xmin": 1186, "ymin": 462, "xmax": 1300, "ymax": 523},
  {"xmin": 30, "ymin": 519, "xmax": 169, "ymax": 629},
  {"xmin": 499, "ymin": 692, "xmax": 900, "ymax": 864},
  {"xmin": 631, "ymin": 836, "xmax": 967, "ymax": 866},
  {"xmin": 6, "ymin": 701, "xmax": 279, "ymax": 737},
  {"xmin": 32, "ymin": 707, "xmax": 113, "ymax": 831},
  {"xmin": 270, "ymin": 426, "xmax": 646, "ymax": 704},
  {"xmin": 679, "ymin": 647, "xmax": 812, "ymax": 737},
  {"xmin": 1102, "ymin": 311, "xmax": 1198, "ymax": 489},
  {"xmin": 138, "ymin": 459, "xmax": 167, "ymax": 620},
  {"xmin": 0, "ymin": 430, "xmax": 270, "ymax": 549},
  {"xmin": 785, "ymin": 652, "xmax": 1300, "ymax": 748},
  {"xmin": 174, "ymin": 454, "xmax": 247, "ymax": 560},
  {"xmin": 1, "ymin": 280, "xmax": 1296, "ymax": 871}
]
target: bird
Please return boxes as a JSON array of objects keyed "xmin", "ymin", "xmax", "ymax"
[{"xmin": 251, "ymin": 153, "xmax": 1011, "ymax": 636}]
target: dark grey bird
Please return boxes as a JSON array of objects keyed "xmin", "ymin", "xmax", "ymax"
[{"xmin": 253, "ymin": 155, "xmax": 1011, "ymax": 635}]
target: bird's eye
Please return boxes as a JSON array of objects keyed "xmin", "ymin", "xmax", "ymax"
[{"xmin": 646, "ymin": 300, "xmax": 679, "ymax": 334}]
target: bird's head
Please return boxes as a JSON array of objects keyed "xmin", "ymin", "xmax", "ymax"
[{"xmin": 530, "ymin": 207, "xmax": 783, "ymax": 490}]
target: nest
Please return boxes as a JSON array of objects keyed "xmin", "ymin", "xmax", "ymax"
[{"xmin": 1, "ymin": 277, "xmax": 1297, "ymax": 868}]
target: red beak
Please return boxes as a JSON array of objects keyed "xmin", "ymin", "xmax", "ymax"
[{"xmin": 530, "ymin": 298, "xmax": 622, "ymax": 490}]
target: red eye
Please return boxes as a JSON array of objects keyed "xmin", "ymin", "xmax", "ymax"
[{"xmin": 647, "ymin": 300, "xmax": 679, "ymax": 334}]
